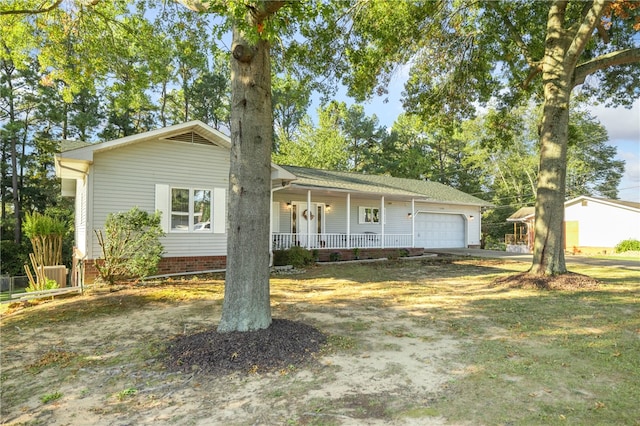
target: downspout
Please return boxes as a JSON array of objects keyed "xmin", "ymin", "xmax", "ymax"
[{"xmin": 269, "ymin": 182, "xmax": 290, "ymax": 266}]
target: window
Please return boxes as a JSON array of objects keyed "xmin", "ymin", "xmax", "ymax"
[
  {"xmin": 155, "ymin": 184, "xmax": 225, "ymax": 234},
  {"xmin": 359, "ymin": 206, "xmax": 380, "ymax": 224},
  {"xmin": 171, "ymin": 188, "xmax": 212, "ymax": 232}
]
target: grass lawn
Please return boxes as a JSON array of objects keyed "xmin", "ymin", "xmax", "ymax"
[{"xmin": 1, "ymin": 257, "xmax": 638, "ymax": 425}]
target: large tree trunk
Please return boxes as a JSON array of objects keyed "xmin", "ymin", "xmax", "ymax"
[
  {"xmin": 217, "ymin": 26, "xmax": 273, "ymax": 333},
  {"xmin": 531, "ymin": 87, "xmax": 570, "ymax": 275},
  {"xmin": 531, "ymin": 2, "xmax": 572, "ymax": 275}
]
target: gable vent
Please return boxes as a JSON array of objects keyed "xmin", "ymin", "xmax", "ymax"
[{"xmin": 164, "ymin": 131, "xmax": 216, "ymax": 146}]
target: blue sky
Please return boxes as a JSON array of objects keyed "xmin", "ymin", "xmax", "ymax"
[{"xmin": 317, "ymin": 78, "xmax": 640, "ymax": 203}]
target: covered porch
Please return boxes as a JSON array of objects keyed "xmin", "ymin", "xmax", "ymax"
[{"xmin": 271, "ymin": 186, "xmax": 418, "ymax": 251}]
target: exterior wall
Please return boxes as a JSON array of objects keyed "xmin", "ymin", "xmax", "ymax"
[
  {"xmin": 564, "ymin": 200, "xmax": 640, "ymax": 248},
  {"xmin": 88, "ymin": 139, "xmax": 229, "ymax": 260},
  {"xmin": 273, "ymin": 193, "xmax": 483, "ymax": 248}
]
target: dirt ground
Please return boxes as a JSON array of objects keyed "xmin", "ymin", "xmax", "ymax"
[{"xmin": 1, "ymin": 269, "xmax": 464, "ymax": 425}]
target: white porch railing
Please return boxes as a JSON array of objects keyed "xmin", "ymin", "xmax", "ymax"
[{"xmin": 272, "ymin": 233, "xmax": 412, "ymax": 250}]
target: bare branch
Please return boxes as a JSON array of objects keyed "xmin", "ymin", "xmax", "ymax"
[
  {"xmin": 522, "ymin": 65, "xmax": 543, "ymax": 89},
  {"xmin": 565, "ymin": 0, "xmax": 609, "ymax": 70},
  {"xmin": 174, "ymin": 0, "xmax": 212, "ymax": 12},
  {"xmin": 0, "ymin": 0, "xmax": 63, "ymax": 16},
  {"xmin": 574, "ymin": 47, "xmax": 640, "ymax": 86},
  {"xmin": 596, "ymin": 22, "xmax": 610, "ymax": 43},
  {"xmin": 250, "ymin": 1, "xmax": 285, "ymax": 23}
]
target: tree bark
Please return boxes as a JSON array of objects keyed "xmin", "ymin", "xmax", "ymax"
[
  {"xmin": 4, "ymin": 60, "xmax": 22, "ymax": 244},
  {"xmin": 530, "ymin": 0, "xmax": 610, "ymax": 275},
  {"xmin": 217, "ymin": 26, "xmax": 274, "ymax": 332},
  {"xmin": 531, "ymin": 2, "xmax": 571, "ymax": 275}
]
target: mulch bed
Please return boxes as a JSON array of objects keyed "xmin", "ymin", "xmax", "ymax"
[
  {"xmin": 493, "ymin": 272, "xmax": 600, "ymax": 290},
  {"xmin": 165, "ymin": 319, "xmax": 326, "ymax": 376}
]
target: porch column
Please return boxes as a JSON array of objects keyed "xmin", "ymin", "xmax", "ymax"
[
  {"xmin": 306, "ymin": 190, "xmax": 312, "ymax": 249},
  {"xmin": 269, "ymin": 188, "xmax": 273, "ymax": 261},
  {"xmin": 346, "ymin": 193, "xmax": 351, "ymax": 249},
  {"xmin": 380, "ymin": 196, "xmax": 385, "ymax": 248},
  {"xmin": 411, "ymin": 199, "xmax": 415, "ymax": 248}
]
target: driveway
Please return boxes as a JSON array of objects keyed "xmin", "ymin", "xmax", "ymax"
[{"xmin": 426, "ymin": 248, "xmax": 640, "ymax": 271}]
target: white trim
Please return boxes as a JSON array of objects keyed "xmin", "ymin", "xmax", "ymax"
[
  {"xmin": 213, "ymin": 188, "xmax": 226, "ymax": 234},
  {"xmin": 155, "ymin": 184, "xmax": 170, "ymax": 233}
]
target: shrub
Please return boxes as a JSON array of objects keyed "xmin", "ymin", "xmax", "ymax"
[
  {"xmin": 0, "ymin": 240, "xmax": 31, "ymax": 276},
  {"xmin": 94, "ymin": 207, "xmax": 164, "ymax": 284},
  {"xmin": 615, "ymin": 239, "xmax": 640, "ymax": 253},
  {"xmin": 329, "ymin": 251, "xmax": 341, "ymax": 262},
  {"xmin": 27, "ymin": 278, "xmax": 58, "ymax": 292},
  {"xmin": 273, "ymin": 246, "xmax": 313, "ymax": 268}
]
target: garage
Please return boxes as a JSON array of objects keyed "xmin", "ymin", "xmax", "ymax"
[{"xmin": 414, "ymin": 213, "xmax": 466, "ymax": 249}]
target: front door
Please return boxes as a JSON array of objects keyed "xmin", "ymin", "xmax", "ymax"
[{"xmin": 292, "ymin": 202, "xmax": 324, "ymax": 248}]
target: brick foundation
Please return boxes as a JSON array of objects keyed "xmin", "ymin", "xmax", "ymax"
[
  {"xmin": 83, "ymin": 255, "xmax": 227, "ymax": 284},
  {"xmin": 82, "ymin": 248, "xmax": 426, "ymax": 283},
  {"xmin": 311, "ymin": 247, "xmax": 424, "ymax": 262}
]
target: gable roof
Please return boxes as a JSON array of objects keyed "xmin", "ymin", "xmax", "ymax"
[
  {"xmin": 58, "ymin": 121, "xmax": 231, "ymax": 161},
  {"xmin": 565, "ymin": 196, "xmax": 640, "ymax": 212},
  {"xmin": 59, "ymin": 140, "xmax": 92, "ymax": 151},
  {"xmin": 507, "ymin": 206, "xmax": 535, "ymax": 222},
  {"xmin": 507, "ymin": 196, "xmax": 640, "ymax": 222},
  {"xmin": 55, "ymin": 121, "xmax": 297, "ymax": 182},
  {"xmin": 280, "ymin": 165, "xmax": 493, "ymax": 206}
]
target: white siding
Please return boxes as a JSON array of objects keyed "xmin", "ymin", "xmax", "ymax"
[
  {"xmin": 565, "ymin": 200, "xmax": 640, "ymax": 247},
  {"xmin": 90, "ymin": 139, "xmax": 229, "ymax": 258},
  {"xmin": 272, "ymin": 193, "xmax": 483, "ymax": 247}
]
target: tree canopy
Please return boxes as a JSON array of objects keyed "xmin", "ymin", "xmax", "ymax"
[{"xmin": 2, "ymin": 0, "xmax": 638, "ymax": 319}]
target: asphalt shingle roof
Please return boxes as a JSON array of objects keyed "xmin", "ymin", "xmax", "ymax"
[
  {"xmin": 60, "ymin": 140, "xmax": 93, "ymax": 152},
  {"xmin": 281, "ymin": 165, "xmax": 493, "ymax": 206}
]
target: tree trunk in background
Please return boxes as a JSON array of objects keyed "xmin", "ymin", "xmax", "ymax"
[{"xmin": 217, "ymin": 26, "xmax": 273, "ymax": 332}]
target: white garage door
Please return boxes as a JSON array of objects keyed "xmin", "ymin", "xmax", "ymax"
[{"xmin": 414, "ymin": 213, "xmax": 466, "ymax": 249}]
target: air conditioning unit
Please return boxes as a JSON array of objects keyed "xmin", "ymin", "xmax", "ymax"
[{"xmin": 43, "ymin": 266, "xmax": 68, "ymax": 288}]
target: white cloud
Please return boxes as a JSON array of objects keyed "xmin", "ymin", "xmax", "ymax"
[{"xmin": 589, "ymin": 98, "xmax": 640, "ymax": 142}]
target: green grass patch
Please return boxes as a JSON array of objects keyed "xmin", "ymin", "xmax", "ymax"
[
  {"xmin": 424, "ymin": 265, "xmax": 640, "ymax": 425},
  {"xmin": 1, "ymin": 259, "xmax": 638, "ymax": 425},
  {"xmin": 41, "ymin": 391, "xmax": 63, "ymax": 404}
]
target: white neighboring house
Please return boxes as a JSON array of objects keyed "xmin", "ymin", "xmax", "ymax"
[
  {"xmin": 564, "ymin": 196, "xmax": 640, "ymax": 252},
  {"xmin": 55, "ymin": 121, "xmax": 492, "ymax": 283},
  {"xmin": 506, "ymin": 196, "xmax": 640, "ymax": 254}
]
